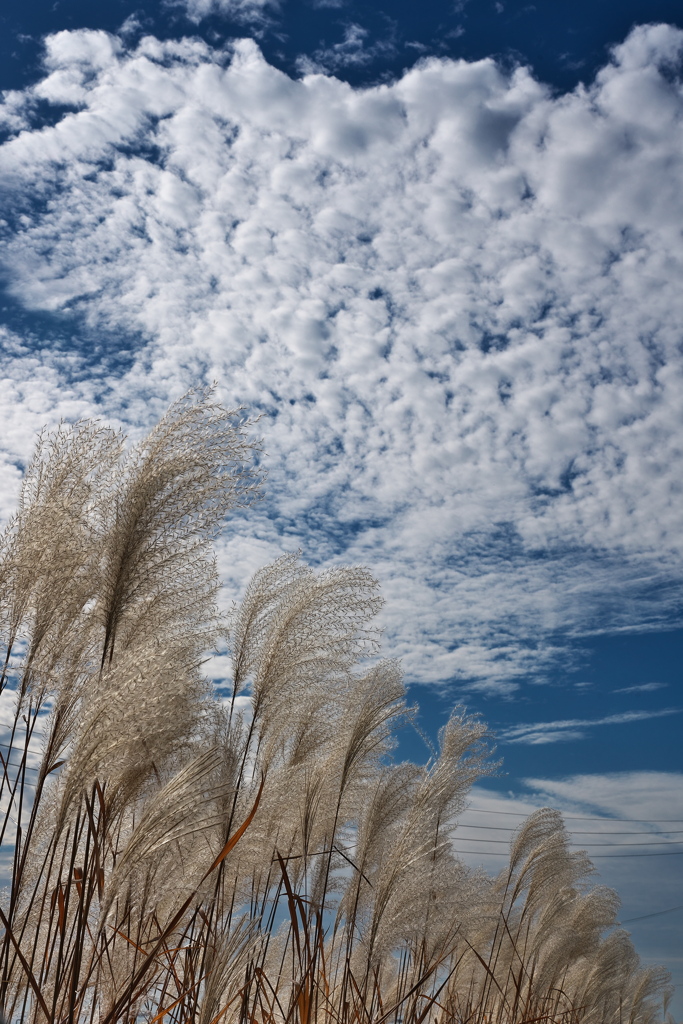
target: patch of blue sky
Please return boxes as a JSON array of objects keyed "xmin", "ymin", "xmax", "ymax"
[
  {"xmin": 396, "ymin": 627, "xmax": 683, "ymax": 781},
  {"xmin": 0, "ymin": 295, "xmax": 140, "ymax": 378},
  {"xmin": 265, "ymin": 493, "xmax": 389, "ymax": 560}
]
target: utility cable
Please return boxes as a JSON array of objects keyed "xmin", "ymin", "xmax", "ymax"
[
  {"xmin": 457, "ymin": 822, "xmax": 683, "ymax": 835},
  {"xmin": 465, "ymin": 807, "xmax": 683, "ymax": 823},
  {"xmin": 0, "ymin": 758, "xmax": 42, "ymax": 773},
  {"xmin": 453, "ymin": 847, "xmax": 683, "ymax": 858},
  {"xmin": 451, "ymin": 835, "xmax": 683, "ymax": 847},
  {"xmin": 621, "ymin": 905, "xmax": 683, "ymax": 924}
]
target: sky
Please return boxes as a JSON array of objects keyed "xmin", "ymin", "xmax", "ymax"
[{"xmin": 1, "ymin": 0, "xmax": 683, "ymax": 1012}]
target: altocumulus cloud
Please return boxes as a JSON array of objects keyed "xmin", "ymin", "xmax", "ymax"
[
  {"xmin": 170, "ymin": 0, "xmax": 278, "ymax": 27},
  {"xmin": 2, "ymin": 24, "xmax": 683, "ymax": 690}
]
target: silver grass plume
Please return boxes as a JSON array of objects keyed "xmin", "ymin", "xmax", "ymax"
[
  {"xmin": 230, "ymin": 554, "xmax": 382, "ymax": 727},
  {"xmin": 97, "ymin": 385, "xmax": 260, "ymax": 667},
  {"xmin": 98, "ymin": 747, "xmax": 225, "ymax": 925},
  {"xmin": 54, "ymin": 642, "xmax": 213, "ymax": 829},
  {"xmin": 0, "ymin": 420, "xmax": 120, "ymax": 698}
]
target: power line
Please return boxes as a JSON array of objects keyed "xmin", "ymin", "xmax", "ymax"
[
  {"xmin": 0, "ymin": 759, "xmax": 42, "ymax": 773},
  {"xmin": 2, "ymin": 758, "xmax": 682, "ymax": 832},
  {"xmin": 0, "ymin": 743, "xmax": 46, "ymax": 772},
  {"xmin": 453, "ymin": 848, "xmax": 683, "ymax": 858},
  {"xmin": 465, "ymin": 808, "xmax": 683, "ymax": 824},
  {"xmin": 557, "ymin": 849, "xmax": 683, "ymax": 858},
  {"xmin": 452, "ymin": 836, "xmax": 683, "ymax": 848},
  {"xmin": 0, "ymin": 741, "xmax": 43, "ymax": 750},
  {"xmin": 457, "ymin": 823, "xmax": 683, "ymax": 835},
  {"xmin": 621, "ymin": 905, "xmax": 683, "ymax": 924}
]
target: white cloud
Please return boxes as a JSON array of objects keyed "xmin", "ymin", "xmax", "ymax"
[
  {"xmin": 295, "ymin": 23, "xmax": 397, "ymax": 75},
  {"xmin": 614, "ymin": 682, "xmax": 668, "ymax": 694},
  {"xmin": 500, "ymin": 708, "xmax": 681, "ymax": 744},
  {"xmin": 521, "ymin": 771, "xmax": 683, "ymax": 822},
  {"xmin": 2, "ymin": 25, "xmax": 683, "ymax": 688},
  {"xmin": 169, "ymin": 0, "xmax": 279, "ymax": 26}
]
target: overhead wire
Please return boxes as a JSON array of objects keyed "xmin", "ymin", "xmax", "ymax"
[
  {"xmin": 451, "ymin": 835, "xmax": 683, "ymax": 847},
  {"xmin": 453, "ymin": 847, "xmax": 683, "ymax": 858},
  {"xmin": 1, "ymin": 760, "xmax": 42, "ymax": 773},
  {"xmin": 621, "ymin": 905, "xmax": 683, "ymax": 924},
  {"xmin": 456, "ymin": 822, "xmax": 683, "ymax": 835},
  {"xmin": 464, "ymin": 807, "xmax": 683, "ymax": 823}
]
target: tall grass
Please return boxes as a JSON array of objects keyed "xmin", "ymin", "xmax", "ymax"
[{"xmin": 0, "ymin": 388, "xmax": 672, "ymax": 1024}]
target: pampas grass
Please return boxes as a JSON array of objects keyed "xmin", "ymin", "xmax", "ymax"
[{"xmin": 0, "ymin": 388, "xmax": 672, "ymax": 1024}]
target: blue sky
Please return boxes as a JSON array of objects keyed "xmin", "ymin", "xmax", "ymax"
[
  {"xmin": 4, "ymin": 0, "xmax": 683, "ymax": 92},
  {"xmin": 1, "ymin": 0, "xmax": 682, "ymax": 1010}
]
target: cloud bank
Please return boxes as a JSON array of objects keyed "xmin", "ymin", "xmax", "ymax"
[{"xmin": 2, "ymin": 24, "xmax": 683, "ymax": 688}]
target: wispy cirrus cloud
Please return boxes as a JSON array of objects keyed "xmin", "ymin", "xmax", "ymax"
[
  {"xmin": 614, "ymin": 682, "xmax": 668, "ymax": 694},
  {"xmin": 2, "ymin": 25, "xmax": 683, "ymax": 689},
  {"xmin": 521, "ymin": 770, "xmax": 683, "ymax": 823},
  {"xmin": 500, "ymin": 708, "xmax": 682, "ymax": 745}
]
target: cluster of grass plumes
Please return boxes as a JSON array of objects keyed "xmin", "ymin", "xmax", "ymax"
[{"xmin": 0, "ymin": 389, "xmax": 672, "ymax": 1024}]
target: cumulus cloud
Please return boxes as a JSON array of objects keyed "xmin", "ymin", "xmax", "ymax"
[{"xmin": 2, "ymin": 25, "xmax": 683, "ymax": 688}]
